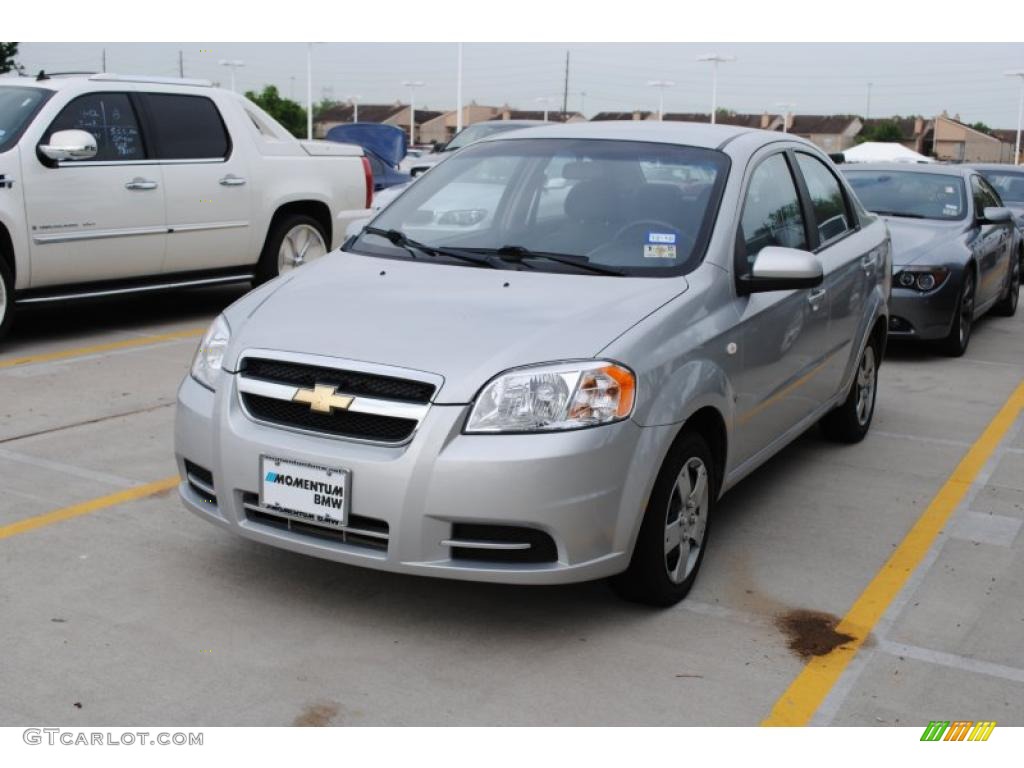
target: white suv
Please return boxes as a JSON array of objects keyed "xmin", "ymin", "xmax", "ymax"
[{"xmin": 0, "ymin": 73, "xmax": 372, "ymax": 340}]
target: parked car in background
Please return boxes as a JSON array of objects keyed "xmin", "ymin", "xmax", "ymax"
[
  {"xmin": 970, "ymin": 163, "xmax": 1024, "ymax": 234},
  {"xmin": 326, "ymin": 122, "xmax": 411, "ymax": 192},
  {"xmin": 843, "ymin": 163, "xmax": 1019, "ymax": 356},
  {"xmin": 0, "ymin": 73, "xmax": 371, "ymax": 341},
  {"xmin": 177, "ymin": 122, "xmax": 890, "ymax": 606},
  {"xmin": 400, "ymin": 119, "xmax": 546, "ymax": 177}
]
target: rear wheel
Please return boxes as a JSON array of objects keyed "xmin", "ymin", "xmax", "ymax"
[
  {"xmin": 611, "ymin": 430, "xmax": 716, "ymax": 606},
  {"xmin": 821, "ymin": 339, "xmax": 878, "ymax": 443},
  {"xmin": 993, "ymin": 251, "xmax": 1020, "ymax": 317},
  {"xmin": 254, "ymin": 214, "xmax": 328, "ymax": 285},
  {"xmin": 939, "ymin": 269, "xmax": 975, "ymax": 357},
  {"xmin": 0, "ymin": 257, "xmax": 13, "ymax": 342}
]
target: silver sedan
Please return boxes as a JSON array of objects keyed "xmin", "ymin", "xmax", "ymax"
[{"xmin": 176, "ymin": 121, "xmax": 890, "ymax": 605}]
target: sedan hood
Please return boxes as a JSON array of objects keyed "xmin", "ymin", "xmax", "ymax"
[
  {"xmin": 226, "ymin": 252, "xmax": 687, "ymax": 403},
  {"xmin": 883, "ymin": 217, "xmax": 963, "ymax": 266}
]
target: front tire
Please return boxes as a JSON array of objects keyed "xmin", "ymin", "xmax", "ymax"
[
  {"xmin": 0, "ymin": 257, "xmax": 13, "ymax": 342},
  {"xmin": 993, "ymin": 251, "xmax": 1020, "ymax": 317},
  {"xmin": 611, "ymin": 430, "xmax": 716, "ymax": 607},
  {"xmin": 254, "ymin": 214, "xmax": 328, "ymax": 285},
  {"xmin": 821, "ymin": 338, "xmax": 878, "ymax": 444},
  {"xmin": 939, "ymin": 270, "xmax": 975, "ymax": 357}
]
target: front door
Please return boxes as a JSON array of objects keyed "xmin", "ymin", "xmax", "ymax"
[
  {"xmin": 23, "ymin": 91, "xmax": 166, "ymax": 287},
  {"xmin": 731, "ymin": 151, "xmax": 831, "ymax": 467},
  {"xmin": 970, "ymin": 174, "xmax": 1013, "ymax": 307}
]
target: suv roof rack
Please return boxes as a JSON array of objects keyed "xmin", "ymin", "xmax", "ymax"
[
  {"xmin": 35, "ymin": 70, "xmax": 98, "ymax": 80},
  {"xmin": 89, "ymin": 73, "xmax": 214, "ymax": 87}
]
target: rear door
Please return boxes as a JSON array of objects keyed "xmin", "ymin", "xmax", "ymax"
[
  {"xmin": 22, "ymin": 90, "xmax": 167, "ymax": 286},
  {"xmin": 731, "ymin": 150, "xmax": 830, "ymax": 466},
  {"xmin": 137, "ymin": 92, "xmax": 253, "ymax": 274},
  {"xmin": 792, "ymin": 151, "xmax": 866, "ymax": 401}
]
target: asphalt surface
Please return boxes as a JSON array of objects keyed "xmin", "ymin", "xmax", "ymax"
[{"xmin": 1, "ymin": 284, "xmax": 1022, "ymax": 726}]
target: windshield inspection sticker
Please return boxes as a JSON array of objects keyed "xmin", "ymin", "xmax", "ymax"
[{"xmin": 644, "ymin": 244, "xmax": 677, "ymax": 259}]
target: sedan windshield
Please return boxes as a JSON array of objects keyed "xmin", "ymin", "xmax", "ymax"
[
  {"xmin": 353, "ymin": 138, "xmax": 729, "ymax": 276},
  {"xmin": 976, "ymin": 169, "xmax": 1024, "ymax": 204},
  {"xmin": 443, "ymin": 122, "xmax": 533, "ymax": 152},
  {"xmin": 843, "ymin": 170, "xmax": 966, "ymax": 220},
  {"xmin": 0, "ymin": 86, "xmax": 51, "ymax": 154}
]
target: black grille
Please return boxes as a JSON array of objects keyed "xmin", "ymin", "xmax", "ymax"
[
  {"xmin": 242, "ymin": 493, "xmax": 389, "ymax": 552},
  {"xmin": 243, "ymin": 393, "xmax": 418, "ymax": 442},
  {"xmin": 184, "ymin": 460, "xmax": 216, "ymax": 505},
  {"xmin": 240, "ymin": 357, "xmax": 435, "ymax": 404},
  {"xmin": 450, "ymin": 524, "xmax": 559, "ymax": 564}
]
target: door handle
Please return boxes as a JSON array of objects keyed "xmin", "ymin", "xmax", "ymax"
[
  {"xmin": 125, "ymin": 178, "xmax": 158, "ymax": 190},
  {"xmin": 807, "ymin": 287, "xmax": 827, "ymax": 311},
  {"xmin": 219, "ymin": 174, "xmax": 247, "ymax": 186},
  {"xmin": 861, "ymin": 253, "xmax": 877, "ymax": 276}
]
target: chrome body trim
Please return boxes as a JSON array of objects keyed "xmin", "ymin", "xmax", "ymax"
[
  {"xmin": 16, "ymin": 273, "xmax": 254, "ymax": 304},
  {"xmin": 440, "ymin": 539, "xmax": 532, "ymax": 551}
]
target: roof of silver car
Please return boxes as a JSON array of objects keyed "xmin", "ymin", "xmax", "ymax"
[{"xmin": 474, "ymin": 119, "xmax": 757, "ymax": 150}]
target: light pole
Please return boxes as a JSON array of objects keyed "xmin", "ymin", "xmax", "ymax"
[
  {"xmin": 456, "ymin": 43, "xmax": 464, "ymax": 134},
  {"xmin": 777, "ymin": 102, "xmax": 796, "ymax": 133},
  {"xmin": 348, "ymin": 96, "xmax": 362, "ymax": 123},
  {"xmin": 535, "ymin": 96, "xmax": 558, "ymax": 121},
  {"xmin": 403, "ymin": 80, "xmax": 425, "ymax": 145},
  {"xmin": 697, "ymin": 54, "xmax": 735, "ymax": 124},
  {"xmin": 306, "ymin": 43, "xmax": 315, "ymax": 140},
  {"xmin": 647, "ymin": 80, "xmax": 675, "ymax": 121},
  {"xmin": 1006, "ymin": 70, "xmax": 1024, "ymax": 166},
  {"xmin": 218, "ymin": 59, "xmax": 244, "ymax": 93}
]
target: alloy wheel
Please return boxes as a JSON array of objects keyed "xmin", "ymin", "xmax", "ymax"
[
  {"xmin": 664, "ymin": 457, "xmax": 709, "ymax": 584},
  {"xmin": 0, "ymin": 270, "xmax": 7, "ymax": 326},
  {"xmin": 855, "ymin": 345, "xmax": 877, "ymax": 427},
  {"xmin": 278, "ymin": 224, "xmax": 327, "ymax": 273},
  {"xmin": 959, "ymin": 272, "xmax": 975, "ymax": 348}
]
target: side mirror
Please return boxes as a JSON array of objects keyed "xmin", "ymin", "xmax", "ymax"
[
  {"xmin": 741, "ymin": 246, "xmax": 824, "ymax": 294},
  {"xmin": 981, "ymin": 206, "xmax": 1013, "ymax": 224},
  {"xmin": 39, "ymin": 129, "xmax": 98, "ymax": 162}
]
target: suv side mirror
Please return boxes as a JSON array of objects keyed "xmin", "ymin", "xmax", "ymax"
[
  {"xmin": 741, "ymin": 246, "xmax": 824, "ymax": 294},
  {"xmin": 39, "ymin": 129, "xmax": 98, "ymax": 162},
  {"xmin": 981, "ymin": 206, "xmax": 1013, "ymax": 224}
]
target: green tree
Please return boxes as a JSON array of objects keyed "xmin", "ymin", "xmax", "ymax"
[
  {"xmin": 970, "ymin": 121, "xmax": 992, "ymax": 135},
  {"xmin": 314, "ymin": 98, "xmax": 342, "ymax": 121},
  {"xmin": 244, "ymin": 85, "xmax": 307, "ymax": 138},
  {"xmin": 0, "ymin": 42, "xmax": 21, "ymax": 75},
  {"xmin": 856, "ymin": 118, "xmax": 904, "ymax": 144}
]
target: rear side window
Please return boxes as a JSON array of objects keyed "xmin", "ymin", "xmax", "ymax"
[
  {"xmin": 44, "ymin": 92, "xmax": 144, "ymax": 161},
  {"xmin": 795, "ymin": 153, "xmax": 851, "ymax": 246},
  {"xmin": 141, "ymin": 94, "xmax": 229, "ymax": 160},
  {"xmin": 740, "ymin": 153, "xmax": 807, "ymax": 267}
]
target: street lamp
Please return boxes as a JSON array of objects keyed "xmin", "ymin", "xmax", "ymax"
[
  {"xmin": 776, "ymin": 102, "xmax": 796, "ymax": 133},
  {"xmin": 402, "ymin": 80, "xmax": 426, "ymax": 145},
  {"xmin": 348, "ymin": 95, "xmax": 362, "ymax": 123},
  {"xmin": 647, "ymin": 80, "xmax": 675, "ymax": 121},
  {"xmin": 456, "ymin": 43, "xmax": 464, "ymax": 134},
  {"xmin": 218, "ymin": 59, "xmax": 244, "ymax": 93},
  {"xmin": 535, "ymin": 96, "xmax": 558, "ymax": 122},
  {"xmin": 697, "ymin": 54, "xmax": 735, "ymax": 124},
  {"xmin": 1005, "ymin": 70, "xmax": 1024, "ymax": 166}
]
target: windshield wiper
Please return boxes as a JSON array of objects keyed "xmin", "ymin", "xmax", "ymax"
[
  {"xmin": 361, "ymin": 227, "xmax": 499, "ymax": 269},
  {"xmin": 872, "ymin": 210, "xmax": 927, "ymax": 219},
  {"xmin": 466, "ymin": 245, "xmax": 627, "ymax": 276}
]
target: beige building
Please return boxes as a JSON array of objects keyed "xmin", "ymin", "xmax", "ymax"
[
  {"xmin": 991, "ymin": 129, "xmax": 1021, "ymax": 165},
  {"xmin": 784, "ymin": 115, "xmax": 863, "ymax": 152},
  {"xmin": 416, "ymin": 104, "xmax": 504, "ymax": 145},
  {"xmin": 859, "ymin": 117, "xmax": 934, "ymax": 156},
  {"xmin": 933, "ymin": 114, "xmax": 1006, "ymax": 163},
  {"xmin": 313, "ymin": 102, "xmax": 405, "ymax": 139},
  {"xmin": 656, "ymin": 112, "xmax": 783, "ymax": 130}
]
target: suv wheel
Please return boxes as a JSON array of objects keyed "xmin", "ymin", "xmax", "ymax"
[
  {"xmin": 611, "ymin": 430, "xmax": 716, "ymax": 606},
  {"xmin": 0, "ymin": 258, "xmax": 13, "ymax": 342},
  {"xmin": 993, "ymin": 252, "xmax": 1020, "ymax": 317},
  {"xmin": 821, "ymin": 338, "xmax": 878, "ymax": 443},
  {"xmin": 255, "ymin": 214, "xmax": 328, "ymax": 285}
]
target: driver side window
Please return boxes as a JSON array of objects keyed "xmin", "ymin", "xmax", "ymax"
[
  {"xmin": 43, "ymin": 92, "xmax": 145, "ymax": 162},
  {"xmin": 739, "ymin": 153, "xmax": 807, "ymax": 270}
]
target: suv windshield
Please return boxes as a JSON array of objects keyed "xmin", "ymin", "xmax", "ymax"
[
  {"xmin": 976, "ymin": 169, "xmax": 1024, "ymax": 204},
  {"xmin": 353, "ymin": 138, "xmax": 729, "ymax": 276},
  {"xmin": 443, "ymin": 122, "xmax": 537, "ymax": 152},
  {"xmin": 843, "ymin": 170, "xmax": 966, "ymax": 220},
  {"xmin": 0, "ymin": 85, "xmax": 51, "ymax": 154}
]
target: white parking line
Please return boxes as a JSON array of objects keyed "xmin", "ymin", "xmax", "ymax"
[
  {"xmin": 879, "ymin": 640, "xmax": 1024, "ymax": 685},
  {"xmin": 873, "ymin": 430, "xmax": 972, "ymax": 449},
  {"xmin": 0, "ymin": 447, "xmax": 136, "ymax": 488}
]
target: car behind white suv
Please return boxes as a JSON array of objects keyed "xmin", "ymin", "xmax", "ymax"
[{"xmin": 0, "ymin": 72, "xmax": 372, "ymax": 340}]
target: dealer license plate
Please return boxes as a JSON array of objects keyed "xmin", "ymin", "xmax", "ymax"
[{"xmin": 259, "ymin": 456, "xmax": 349, "ymax": 529}]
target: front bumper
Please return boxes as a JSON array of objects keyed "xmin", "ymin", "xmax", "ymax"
[
  {"xmin": 174, "ymin": 374, "xmax": 674, "ymax": 585},
  {"xmin": 886, "ymin": 273, "xmax": 962, "ymax": 340}
]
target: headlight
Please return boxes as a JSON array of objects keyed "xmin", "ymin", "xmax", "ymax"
[
  {"xmin": 190, "ymin": 315, "xmax": 231, "ymax": 391},
  {"xmin": 465, "ymin": 361, "xmax": 636, "ymax": 434},
  {"xmin": 893, "ymin": 265, "xmax": 949, "ymax": 293}
]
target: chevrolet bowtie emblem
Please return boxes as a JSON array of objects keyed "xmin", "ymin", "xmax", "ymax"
[{"xmin": 292, "ymin": 383, "xmax": 354, "ymax": 414}]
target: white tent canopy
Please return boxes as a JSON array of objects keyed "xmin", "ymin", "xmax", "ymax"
[{"xmin": 841, "ymin": 142, "xmax": 934, "ymax": 164}]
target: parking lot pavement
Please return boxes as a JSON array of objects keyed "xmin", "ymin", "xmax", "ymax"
[{"xmin": 1, "ymin": 292, "xmax": 1022, "ymax": 726}]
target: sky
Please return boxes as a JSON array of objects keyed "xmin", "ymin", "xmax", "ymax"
[{"xmin": 13, "ymin": 42, "xmax": 1024, "ymax": 128}]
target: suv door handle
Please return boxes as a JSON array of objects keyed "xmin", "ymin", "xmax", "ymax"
[
  {"xmin": 125, "ymin": 178, "xmax": 158, "ymax": 191},
  {"xmin": 807, "ymin": 287, "xmax": 827, "ymax": 311},
  {"xmin": 861, "ymin": 253, "xmax": 877, "ymax": 275},
  {"xmin": 219, "ymin": 174, "xmax": 247, "ymax": 186}
]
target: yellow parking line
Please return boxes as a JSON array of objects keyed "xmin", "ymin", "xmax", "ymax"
[
  {"xmin": 0, "ymin": 328, "xmax": 205, "ymax": 370},
  {"xmin": 763, "ymin": 379, "xmax": 1024, "ymax": 727},
  {"xmin": 0, "ymin": 475, "xmax": 180, "ymax": 540}
]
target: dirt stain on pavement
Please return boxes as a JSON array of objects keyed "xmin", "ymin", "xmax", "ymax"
[
  {"xmin": 293, "ymin": 702, "xmax": 339, "ymax": 727},
  {"xmin": 776, "ymin": 609, "xmax": 856, "ymax": 659}
]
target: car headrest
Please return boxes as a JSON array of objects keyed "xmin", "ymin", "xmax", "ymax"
[{"xmin": 564, "ymin": 180, "xmax": 620, "ymax": 222}]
